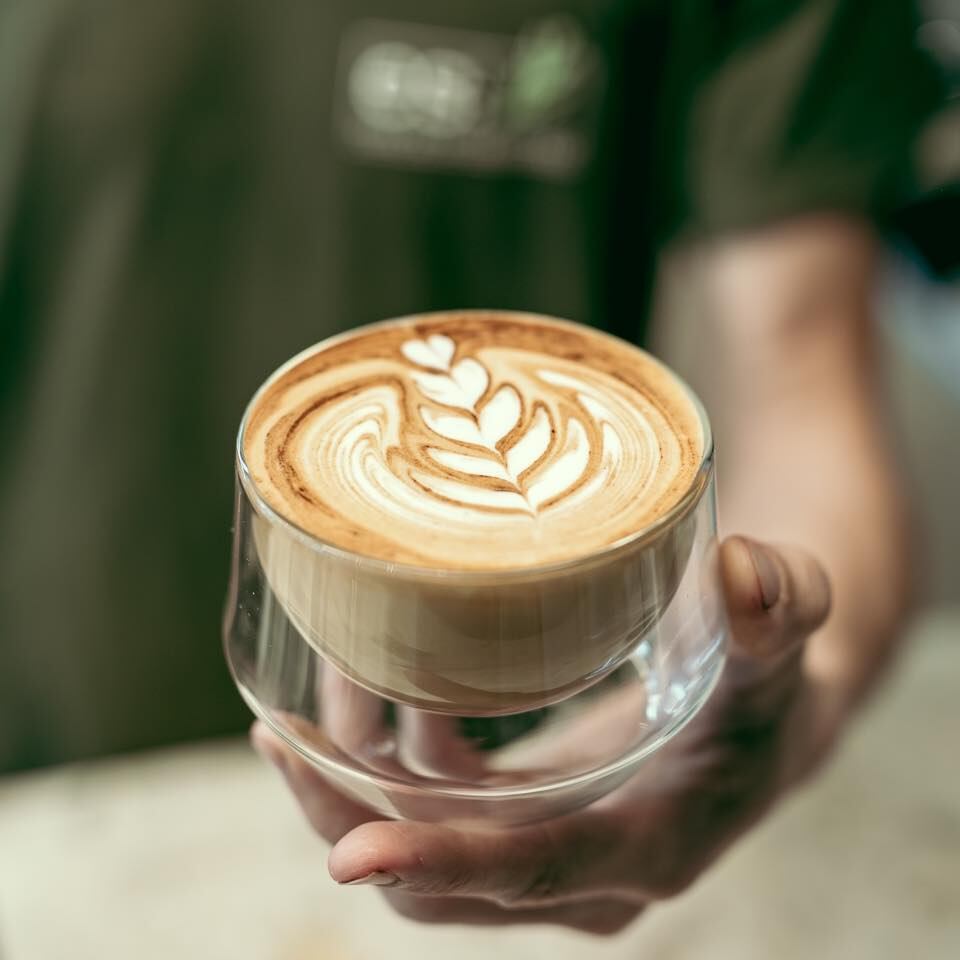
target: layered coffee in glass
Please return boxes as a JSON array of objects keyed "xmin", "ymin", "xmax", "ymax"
[{"xmin": 224, "ymin": 311, "xmax": 727, "ymax": 824}]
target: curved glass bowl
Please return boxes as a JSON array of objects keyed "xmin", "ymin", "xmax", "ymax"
[{"xmin": 224, "ymin": 455, "xmax": 727, "ymax": 826}]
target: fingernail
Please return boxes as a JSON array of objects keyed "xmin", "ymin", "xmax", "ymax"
[
  {"xmin": 342, "ymin": 871, "xmax": 400, "ymax": 887},
  {"xmin": 747, "ymin": 540, "xmax": 781, "ymax": 610}
]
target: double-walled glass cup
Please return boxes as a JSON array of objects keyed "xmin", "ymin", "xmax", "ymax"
[{"xmin": 224, "ymin": 339, "xmax": 727, "ymax": 825}]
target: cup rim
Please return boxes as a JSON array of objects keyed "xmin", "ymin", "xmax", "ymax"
[{"xmin": 236, "ymin": 309, "xmax": 715, "ymax": 583}]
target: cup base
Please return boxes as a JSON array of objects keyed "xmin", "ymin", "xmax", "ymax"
[{"xmin": 226, "ymin": 586, "xmax": 726, "ymax": 825}]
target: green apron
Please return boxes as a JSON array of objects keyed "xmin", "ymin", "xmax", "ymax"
[{"xmin": 0, "ymin": 0, "xmax": 940, "ymax": 768}]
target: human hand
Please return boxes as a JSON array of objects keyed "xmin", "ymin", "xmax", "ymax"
[{"xmin": 252, "ymin": 536, "xmax": 831, "ymax": 935}]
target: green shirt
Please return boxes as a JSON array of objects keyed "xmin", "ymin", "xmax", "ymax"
[{"xmin": 0, "ymin": 0, "xmax": 940, "ymax": 769}]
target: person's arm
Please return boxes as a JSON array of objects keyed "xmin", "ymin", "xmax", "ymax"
[
  {"xmin": 250, "ymin": 216, "xmax": 909, "ymax": 934},
  {"xmin": 682, "ymin": 214, "xmax": 913, "ymax": 784}
]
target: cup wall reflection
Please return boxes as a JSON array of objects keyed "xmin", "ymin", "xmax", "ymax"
[{"xmin": 224, "ymin": 456, "xmax": 727, "ymax": 825}]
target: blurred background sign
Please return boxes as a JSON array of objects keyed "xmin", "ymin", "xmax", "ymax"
[{"xmin": 336, "ymin": 17, "xmax": 600, "ymax": 180}]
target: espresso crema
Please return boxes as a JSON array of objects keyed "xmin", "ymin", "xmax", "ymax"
[{"xmin": 242, "ymin": 312, "xmax": 705, "ymax": 570}]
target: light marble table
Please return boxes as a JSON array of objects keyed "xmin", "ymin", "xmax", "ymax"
[{"xmin": 1, "ymin": 610, "xmax": 958, "ymax": 960}]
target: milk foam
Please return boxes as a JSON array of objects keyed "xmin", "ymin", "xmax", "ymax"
[{"xmin": 242, "ymin": 313, "xmax": 705, "ymax": 570}]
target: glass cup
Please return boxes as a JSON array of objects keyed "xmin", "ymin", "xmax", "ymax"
[{"xmin": 224, "ymin": 333, "xmax": 727, "ymax": 825}]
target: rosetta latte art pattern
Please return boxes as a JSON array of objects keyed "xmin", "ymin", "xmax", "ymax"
[
  {"xmin": 244, "ymin": 315, "xmax": 703, "ymax": 568},
  {"xmin": 399, "ymin": 334, "xmax": 656, "ymax": 515}
]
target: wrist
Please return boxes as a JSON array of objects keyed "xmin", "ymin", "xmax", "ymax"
[{"xmin": 776, "ymin": 671, "xmax": 851, "ymax": 793}]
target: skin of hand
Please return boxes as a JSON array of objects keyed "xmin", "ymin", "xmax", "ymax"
[{"xmin": 252, "ymin": 215, "xmax": 912, "ymax": 934}]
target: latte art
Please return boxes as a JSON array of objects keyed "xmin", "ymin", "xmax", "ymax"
[
  {"xmin": 243, "ymin": 313, "xmax": 704, "ymax": 570},
  {"xmin": 402, "ymin": 335, "xmax": 643, "ymax": 516}
]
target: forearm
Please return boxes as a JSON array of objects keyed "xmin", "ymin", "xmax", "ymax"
[
  {"xmin": 657, "ymin": 216, "xmax": 914, "ymax": 770},
  {"xmin": 720, "ymin": 315, "xmax": 912, "ymax": 778}
]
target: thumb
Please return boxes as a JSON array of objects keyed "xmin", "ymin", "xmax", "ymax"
[{"xmin": 721, "ymin": 536, "xmax": 831, "ymax": 664}]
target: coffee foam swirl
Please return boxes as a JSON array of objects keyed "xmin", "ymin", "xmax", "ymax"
[{"xmin": 243, "ymin": 313, "xmax": 705, "ymax": 570}]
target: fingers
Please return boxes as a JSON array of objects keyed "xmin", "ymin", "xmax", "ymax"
[
  {"xmin": 328, "ymin": 813, "xmax": 637, "ymax": 907},
  {"xmin": 381, "ymin": 890, "xmax": 642, "ymax": 935},
  {"xmin": 255, "ymin": 722, "xmax": 643, "ymax": 927},
  {"xmin": 250, "ymin": 721, "xmax": 379, "ymax": 843},
  {"xmin": 720, "ymin": 536, "xmax": 831, "ymax": 667},
  {"xmin": 320, "ymin": 666, "xmax": 385, "ymax": 761},
  {"xmin": 395, "ymin": 707, "xmax": 487, "ymax": 780}
]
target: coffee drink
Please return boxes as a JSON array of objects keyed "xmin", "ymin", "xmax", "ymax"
[
  {"xmin": 240, "ymin": 311, "xmax": 710, "ymax": 714},
  {"xmin": 244, "ymin": 312, "xmax": 703, "ymax": 567}
]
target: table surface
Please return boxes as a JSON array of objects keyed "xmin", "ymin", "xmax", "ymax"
[{"xmin": 1, "ymin": 609, "xmax": 958, "ymax": 960}]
